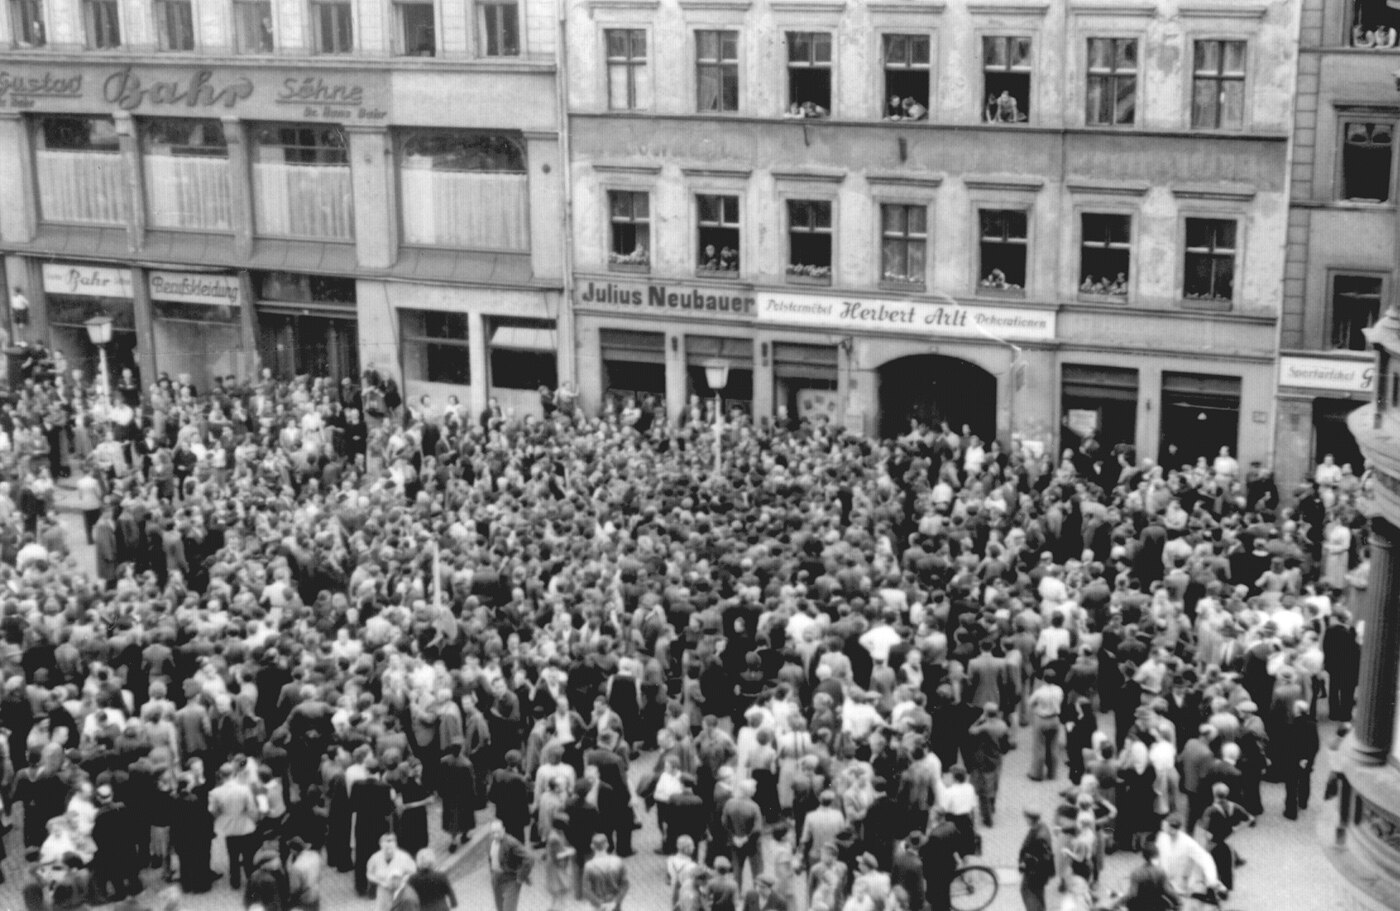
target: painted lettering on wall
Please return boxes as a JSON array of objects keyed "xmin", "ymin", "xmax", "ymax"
[
  {"xmin": 577, "ymin": 280, "xmax": 755, "ymax": 315},
  {"xmin": 103, "ymin": 67, "xmax": 254, "ymax": 111},
  {"xmin": 0, "ymin": 71, "xmax": 82, "ymax": 109},
  {"xmin": 277, "ymin": 77, "xmax": 365, "ymax": 107},
  {"xmin": 757, "ymin": 292, "xmax": 1056, "ymax": 341}
]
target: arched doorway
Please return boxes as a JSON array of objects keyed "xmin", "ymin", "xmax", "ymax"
[{"xmin": 877, "ymin": 354, "xmax": 997, "ymax": 439}]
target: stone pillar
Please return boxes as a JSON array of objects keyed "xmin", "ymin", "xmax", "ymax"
[
  {"xmin": 114, "ymin": 113, "xmax": 145, "ymax": 254},
  {"xmin": 129, "ymin": 266, "xmax": 158, "ymax": 386},
  {"xmin": 666, "ymin": 332, "xmax": 686, "ymax": 425},
  {"xmin": 1350, "ymin": 517, "xmax": 1400, "ymax": 765},
  {"xmin": 467, "ymin": 310, "xmax": 487, "ymax": 418},
  {"xmin": 347, "ymin": 126, "xmax": 397, "ymax": 270},
  {"xmin": 752, "ymin": 337, "xmax": 773, "ymax": 423},
  {"xmin": 0, "ymin": 114, "xmax": 38, "ymax": 244},
  {"xmin": 222, "ymin": 118, "xmax": 255, "ymax": 260}
]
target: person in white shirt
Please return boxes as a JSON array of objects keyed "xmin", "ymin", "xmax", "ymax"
[
  {"xmin": 859, "ymin": 616, "xmax": 903, "ymax": 664},
  {"xmin": 841, "ymin": 691, "xmax": 883, "ymax": 741},
  {"xmin": 1035, "ymin": 613, "xmax": 1072, "ymax": 665},
  {"xmin": 1154, "ymin": 815, "xmax": 1220, "ymax": 899},
  {"xmin": 1027, "ymin": 670, "xmax": 1065, "ymax": 782}
]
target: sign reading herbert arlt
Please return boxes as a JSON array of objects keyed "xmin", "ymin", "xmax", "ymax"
[
  {"xmin": 756, "ymin": 292, "xmax": 1056, "ymax": 341},
  {"xmin": 149, "ymin": 272, "xmax": 241, "ymax": 308},
  {"xmin": 42, "ymin": 264, "xmax": 134, "ymax": 299},
  {"xmin": 576, "ymin": 278, "xmax": 755, "ymax": 317},
  {"xmin": 1278, "ymin": 355, "xmax": 1375, "ymax": 394}
]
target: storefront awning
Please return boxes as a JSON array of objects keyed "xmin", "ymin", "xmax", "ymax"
[{"xmin": 491, "ymin": 326, "xmax": 556, "ymax": 352}]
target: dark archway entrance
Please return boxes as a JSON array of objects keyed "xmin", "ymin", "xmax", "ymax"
[{"xmin": 877, "ymin": 354, "xmax": 997, "ymax": 439}]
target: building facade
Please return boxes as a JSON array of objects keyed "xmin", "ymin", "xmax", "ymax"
[
  {"xmin": 564, "ymin": 0, "xmax": 1298, "ymax": 466},
  {"xmin": 0, "ymin": 0, "xmax": 566, "ymax": 419},
  {"xmin": 1275, "ymin": 0, "xmax": 1400, "ymax": 493}
]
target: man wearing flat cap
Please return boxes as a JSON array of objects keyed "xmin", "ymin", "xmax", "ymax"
[{"xmin": 1016, "ymin": 808, "xmax": 1055, "ymax": 911}]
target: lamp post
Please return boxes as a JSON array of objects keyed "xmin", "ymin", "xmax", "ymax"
[
  {"xmin": 84, "ymin": 315, "xmax": 113, "ymax": 406},
  {"xmin": 704, "ymin": 358, "xmax": 730, "ymax": 479}
]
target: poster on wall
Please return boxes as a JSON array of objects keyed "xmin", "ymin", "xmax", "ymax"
[
  {"xmin": 797, "ymin": 388, "xmax": 840, "ymax": 422},
  {"xmin": 1066, "ymin": 408, "xmax": 1099, "ymax": 440}
]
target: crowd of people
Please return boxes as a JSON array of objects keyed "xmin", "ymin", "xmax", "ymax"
[{"xmin": 0, "ymin": 339, "xmax": 1369, "ymax": 911}]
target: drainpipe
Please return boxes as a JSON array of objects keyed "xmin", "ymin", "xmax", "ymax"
[{"xmin": 554, "ymin": 0, "xmax": 578, "ymax": 391}]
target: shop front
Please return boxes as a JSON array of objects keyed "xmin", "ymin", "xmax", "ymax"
[
  {"xmin": 1274, "ymin": 353, "xmax": 1376, "ymax": 490},
  {"xmin": 771, "ymin": 342, "xmax": 840, "ymax": 426},
  {"xmin": 40, "ymin": 262, "xmax": 140, "ymax": 385},
  {"xmin": 254, "ymin": 272, "xmax": 359, "ymax": 383},
  {"xmin": 149, "ymin": 270, "xmax": 245, "ymax": 389},
  {"xmin": 1060, "ymin": 364, "xmax": 1139, "ymax": 460},
  {"xmin": 1158, "ymin": 371, "xmax": 1242, "ymax": 469}
]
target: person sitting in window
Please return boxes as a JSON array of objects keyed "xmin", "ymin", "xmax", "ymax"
[
  {"xmin": 888, "ymin": 95, "xmax": 906, "ymax": 120},
  {"xmin": 1081, "ymin": 275, "xmax": 1098, "ymax": 293},
  {"xmin": 700, "ymin": 245, "xmax": 720, "ymax": 270},
  {"xmin": 901, "ymin": 97, "xmax": 928, "ymax": 121},
  {"xmin": 1354, "ymin": 23, "xmax": 1374, "ymax": 46},
  {"xmin": 982, "ymin": 268, "xmax": 1008, "ymax": 289},
  {"xmin": 800, "ymin": 101, "xmax": 828, "ymax": 119},
  {"xmin": 719, "ymin": 247, "xmax": 739, "ymax": 271},
  {"xmin": 1377, "ymin": 25, "xmax": 1397, "ymax": 47},
  {"xmin": 1107, "ymin": 272, "xmax": 1128, "ymax": 295},
  {"xmin": 786, "ymin": 102, "xmax": 805, "ymax": 118},
  {"xmin": 987, "ymin": 91, "xmax": 1025, "ymax": 123}
]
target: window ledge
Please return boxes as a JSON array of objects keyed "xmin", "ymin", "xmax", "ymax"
[
  {"xmin": 976, "ymin": 286, "xmax": 1026, "ymax": 299},
  {"xmin": 608, "ymin": 263, "xmax": 651, "ymax": 273},
  {"xmin": 880, "ymin": 280, "xmax": 927, "ymax": 293},
  {"xmin": 1334, "ymin": 198, "xmax": 1396, "ymax": 209},
  {"xmin": 1179, "ymin": 298, "xmax": 1234, "ymax": 312},
  {"xmin": 786, "ymin": 273, "xmax": 833, "ymax": 286},
  {"xmin": 1077, "ymin": 292, "xmax": 1129, "ymax": 304},
  {"xmin": 696, "ymin": 269, "xmax": 741, "ymax": 279}
]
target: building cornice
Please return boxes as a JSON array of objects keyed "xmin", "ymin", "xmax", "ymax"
[
  {"xmin": 866, "ymin": 172, "xmax": 945, "ymax": 188},
  {"xmin": 1066, "ymin": 179, "xmax": 1151, "ymax": 197},
  {"xmin": 771, "ymin": 168, "xmax": 848, "ymax": 184},
  {"xmin": 1177, "ymin": 2, "xmax": 1269, "ymax": 18},
  {"xmin": 1172, "ymin": 183, "xmax": 1257, "ymax": 202},
  {"xmin": 965, "ymin": 1, "xmax": 1050, "ymax": 15},
  {"xmin": 964, "ymin": 175, "xmax": 1046, "ymax": 192},
  {"xmin": 1068, "ymin": 1, "xmax": 1156, "ymax": 17}
]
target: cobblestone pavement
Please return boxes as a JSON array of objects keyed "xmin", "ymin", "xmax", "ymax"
[{"xmin": 20, "ymin": 486, "xmax": 1359, "ymax": 911}]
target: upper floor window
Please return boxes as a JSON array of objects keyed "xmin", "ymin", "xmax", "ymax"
[
  {"xmin": 1080, "ymin": 213, "xmax": 1131, "ymax": 298},
  {"xmin": 1191, "ymin": 40, "xmax": 1245, "ymax": 130},
  {"xmin": 697, "ymin": 193, "xmax": 740, "ymax": 275},
  {"xmin": 787, "ymin": 199, "xmax": 833, "ymax": 284},
  {"xmin": 881, "ymin": 203, "xmax": 927, "ymax": 288},
  {"xmin": 608, "ymin": 190, "xmax": 650, "ymax": 270},
  {"xmin": 251, "ymin": 124, "xmax": 353, "ymax": 240},
  {"xmin": 1350, "ymin": 0, "xmax": 1400, "ymax": 48},
  {"xmin": 1085, "ymin": 38, "xmax": 1136, "ymax": 126},
  {"xmin": 83, "ymin": 0, "xmax": 120, "ymax": 48},
  {"xmin": 696, "ymin": 30, "xmax": 739, "ymax": 113},
  {"xmin": 606, "ymin": 29, "xmax": 650, "ymax": 111},
  {"xmin": 978, "ymin": 208, "xmax": 1027, "ymax": 293},
  {"xmin": 34, "ymin": 116, "xmax": 127, "ymax": 226},
  {"xmin": 786, "ymin": 32, "xmax": 831, "ymax": 119},
  {"xmin": 883, "ymin": 34, "xmax": 930, "ymax": 121},
  {"xmin": 983, "ymin": 36, "xmax": 1031, "ymax": 123},
  {"xmin": 154, "ymin": 0, "xmax": 194, "ymax": 50},
  {"xmin": 1331, "ymin": 275, "xmax": 1383, "ymax": 350},
  {"xmin": 1342, "ymin": 121, "xmax": 1393, "ymax": 202},
  {"xmin": 10, "ymin": 0, "xmax": 46, "ymax": 47},
  {"xmin": 395, "ymin": 0, "xmax": 435, "ymax": 55},
  {"xmin": 1183, "ymin": 217, "xmax": 1236, "ymax": 305},
  {"xmin": 400, "ymin": 131, "xmax": 528, "ymax": 250},
  {"xmin": 233, "ymin": 0, "xmax": 273, "ymax": 51},
  {"xmin": 310, "ymin": 0, "xmax": 353, "ymax": 53},
  {"xmin": 141, "ymin": 118, "xmax": 231, "ymax": 232},
  {"xmin": 478, "ymin": 0, "xmax": 518, "ymax": 56}
]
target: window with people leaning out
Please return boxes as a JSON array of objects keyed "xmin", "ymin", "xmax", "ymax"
[
  {"xmin": 787, "ymin": 200, "xmax": 833, "ymax": 283},
  {"xmin": 978, "ymin": 208, "xmax": 1027, "ymax": 293},
  {"xmin": 884, "ymin": 34, "xmax": 930, "ymax": 121},
  {"xmin": 10, "ymin": 0, "xmax": 47, "ymax": 47},
  {"xmin": 1330, "ymin": 274, "xmax": 1382, "ymax": 351},
  {"xmin": 1341, "ymin": 121, "xmax": 1393, "ymax": 202},
  {"xmin": 697, "ymin": 194, "xmax": 740, "ymax": 275},
  {"xmin": 1079, "ymin": 213, "xmax": 1130, "ymax": 298},
  {"xmin": 1182, "ymin": 217, "xmax": 1236, "ymax": 307},
  {"xmin": 1352, "ymin": 0, "xmax": 1400, "ymax": 46},
  {"xmin": 786, "ymin": 32, "xmax": 831, "ymax": 119},
  {"xmin": 983, "ymin": 36, "xmax": 1030, "ymax": 123},
  {"xmin": 608, "ymin": 190, "xmax": 650, "ymax": 270}
]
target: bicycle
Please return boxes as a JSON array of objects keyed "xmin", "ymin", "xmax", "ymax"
[{"xmin": 949, "ymin": 862, "xmax": 999, "ymax": 911}]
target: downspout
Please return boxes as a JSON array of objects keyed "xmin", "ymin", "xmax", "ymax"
[{"xmin": 554, "ymin": 0, "xmax": 578, "ymax": 389}]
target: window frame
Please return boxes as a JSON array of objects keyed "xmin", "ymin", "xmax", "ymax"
[
  {"xmin": 1328, "ymin": 271, "xmax": 1386, "ymax": 351},
  {"xmin": 695, "ymin": 191, "xmax": 743, "ymax": 278},
  {"xmin": 878, "ymin": 201, "xmax": 928, "ymax": 289},
  {"xmin": 309, "ymin": 0, "xmax": 354, "ymax": 54},
  {"xmin": 232, "ymin": 0, "xmax": 274, "ymax": 52},
  {"xmin": 786, "ymin": 31, "xmax": 833, "ymax": 118},
  {"xmin": 975, "ymin": 206, "xmax": 1030, "ymax": 297},
  {"xmin": 881, "ymin": 32, "xmax": 932, "ymax": 121},
  {"xmin": 1338, "ymin": 118, "xmax": 1396, "ymax": 204},
  {"xmin": 83, "ymin": 0, "xmax": 121, "ymax": 49},
  {"xmin": 784, "ymin": 197, "xmax": 835, "ymax": 285},
  {"xmin": 1180, "ymin": 215, "xmax": 1239, "ymax": 309},
  {"xmin": 980, "ymin": 33, "xmax": 1033, "ymax": 124},
  {"xmin": 695, "ymin": 29, "xmax": 741, "ymax": 114},
  {"xmin": 1189, "ymin": 37, "xmax": 1247, "ymax": 131},
  {"xmin": 153, "ymin": 0, "xmax": 195, "ymax": 50},
  {"xmin": 477, "ymin": 0, "xmax": 520, "ymax": 57},
  {"xmin": 393, "ymin": 0, "xmax": 436, "ymax": 56},
  {"xmin": 607, "ymin": 188, "xmax": 651, "ymax": 272},
  {"xmin": 604, "ymin": 28, "xmax": 649, "ymax": 111},
  {"xmin": 401, "ymin": 309, "xmax": 472, "ymax": 387},
  {"xmin": 10, "ymin": 0, "xmax": 46, "ymax": 47},
  {"xmin": 1084, "ymin": 36, "xmax": 1138, "ymax": 127},
  {"xmin": 488, "ymin": 316, "xmax": 558, "ymax": 392},
  {"xmin": 1077, "ymin": 210, "xmax": 1134, "ymax": 302}
]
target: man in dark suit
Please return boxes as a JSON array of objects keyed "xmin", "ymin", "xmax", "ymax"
[
  {"xmin": 487, "ymin": 820, "xmax": 533, "ymax": 911},
  {"xmin": 351, "ymin": 763, "xmax": 397, "ymax": 896},
  {"xmin": 666, "ymin": 774, "xmax": 709, "ymax": 858},
  {"xmin": 1323, "ymin": 609, "xmax": 1360, "ymax": 722},
  {"xmin": 1179, "ymin": 724, "xmax": 1218, "ymax": 833},
  {"xmin": 922, "ymin": 806, "xmax": 962, "ymax": 911},
  {"xmin": 488, "ymin": 750, "xmax": 531, "ymax": 843},
  {"xmin": 891, "ymin": 833, "xmax": 927, "ymax": 911},
  {"xmin": 722, "ymin": 778, "xmax": 765, "ymax": 890},
  {"xmin": 94, "ymin": 506, "xmax": 119, "ymax": 588},
  {"xmin": 388, "ymin": 870, "xmax": 421, "ymax": 911},
  {"xmin": 584, "ymin": 730, "xmax": 634, "ymax": 856},
  {"xmin": 966, "ymin": 639, "xmax": 1008, "ymax": 709},
  {"xmin": 1016, "ymin": 808, "xmax": 1055, "ymax": 911},
  {"xmin": 1120, "ymin": 842, "xmax": 1179, "ymax": 910}
]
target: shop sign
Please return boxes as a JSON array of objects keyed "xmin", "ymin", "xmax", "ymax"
[
  {"xmin": 755, "ymin": 292, "xmax": 1056, "ymax": 342},
  {"xmin": 576, "ymin": 278, "xmax": 755, "ymax": 317},
  {"xmin": 41, "ymin": 264, "xmax": 133, "ymax": 299},
  {"xmin": 0, "ymin": 62, "xmax": 387, "ymax": 121},
  {"xmin": 149, "ymin": 272, "xmax": 241, "ymax": 307},
  {"xmin": 1277, "ymin": 355, "xmax": 1376, "ymax": 394}
]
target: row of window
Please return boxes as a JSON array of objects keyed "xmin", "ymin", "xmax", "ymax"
[
  {"xmin": 607, "ymin": 29, "xmax": 1247, "ymax": 130},
  {"xmin": 34, "ymin": 116, "xmax": 530, "ymax": 248},
  {"xmin": 607, "ymin": 189, "xmax": 1239, "ymax": 305},
  {"xmin": 401, "ymin": 311, "xmax": 557, "ymax": 389},
  {"xmin": 9, "ymin": 0, "xmax": 520, "ymax": 56}
]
